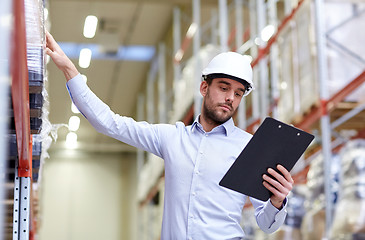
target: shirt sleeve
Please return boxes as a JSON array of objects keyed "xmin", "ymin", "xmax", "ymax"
[
  {"xmin": 249, "ymin": 196, "xmax": 288, "ymax": 234},
  {"xmin": 66, "ymin": 73, "xmax": 163, "ymax": 158}
]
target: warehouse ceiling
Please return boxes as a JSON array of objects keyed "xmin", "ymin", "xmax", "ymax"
[{"xmin": 47, "ymin": 0, "xmax": 219, "ymax": 153}]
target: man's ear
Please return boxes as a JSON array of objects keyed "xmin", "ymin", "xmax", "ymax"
[{"xmin": 200, "ymin": 81, "xmax": 208, "ymax": 97}]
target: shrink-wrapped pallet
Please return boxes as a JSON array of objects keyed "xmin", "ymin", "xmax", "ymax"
[
  {"xmin": 301, "ymin": 207, "xmax": 326, "ymax": 240},
  {"xmin": 295, "ymin": 0, "xmax": 319, "ymax": 115},
  {"xmin": 305, "ymin": 154, "xmax": 325, "ymax": 202},
  {"xmin": 325, "ymin": 2, "xmax": 365, "ymax": 102},
  {"xmin": 330, "ymin": 139, "xmax": 365, "ymax": 239},
  {"xmin": 277, "ymin": 24, "xmax": 295, "ymax": 123},
  {"xmin": 25, "ymin": 0, "xmax": 44, "ymax": 91},
  {"xmin": 269, "ymin": 226, "xmax": 302, "ymax": 240},
  {"xmin": 301, "ymin": 153, "xmax": 341, "ymax": 240},
  {"xmin": 277, "ymin": 0, "xmax": 319, "ymax": 123}
]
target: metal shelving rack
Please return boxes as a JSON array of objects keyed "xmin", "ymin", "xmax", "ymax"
[
  {"xmin": 1, "ymin": 0, "xmax": 47, "ymax": 239},
  {"xmin": 10, "ymin": 0, "xmax": 34, "ymax": 238},
  {"xmin": 0, "ymin": 1, "xmax": 13, "ymax": 240}
]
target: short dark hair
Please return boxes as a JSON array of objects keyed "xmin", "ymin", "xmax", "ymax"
[
  {"xmin": 202, "ymin": 73, "xmax": 251, "ymax": 93},
  {"xmin": 203, "ymin": 75, "xmax": 214, "ymax": 85}
]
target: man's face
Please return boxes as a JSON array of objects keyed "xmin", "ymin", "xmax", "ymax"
[{"xmin": 200, "ymin": 78, "xmax": 245, "ymax": 125}]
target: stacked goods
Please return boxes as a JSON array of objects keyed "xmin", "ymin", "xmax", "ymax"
[
  {"xmin": 330, "ymin": 139, "xmax": 365, "ymax": 239},
  {"xmin": 301, "ymin": 207, "xmax": 326, "ymax": 240},
  {"xmin": 277, "ymin": 24, "xmax": 295, "ymax": 123},
  {"xmin": 305, "ymin": 155, "xmax": 325, "ymax": 203},
  {"xmin": 278, "ymin": 1, "xmax": 365, "ymax": 124},
  {"xmin": 296, "ymin": 0, "xmax": 318, "ymax": 115},
  {"xmin": 325, "ymin": 2, "xmax": 365, "ymax": 102},
  {"xmin": 277, "ymin": 0, "xmax": 318, "ymax": 123},
  {"xmin": 24, "ymin": 0, "xmax": 48, "ymax": 187},
  {"xmin": 25, "ymin": 0, "xmax": 45, "ymax": 134},
  {"xmin": 31, "ymin": 134, "xmax": 42, "ymax": 181},
  {"xmin": 25, "ymin": 0, "xmax": 44, "ymax": 93},
  {"xmin": 269, "ymin": 226, "xmax": 302, "ymax": 240},
  {"xmin": 301, "ymin": 154, "xmax": 340, "ymax": 240},
  {"xmin": 8, "ymin": 0, "xmax": 45, "ymax": 183}
]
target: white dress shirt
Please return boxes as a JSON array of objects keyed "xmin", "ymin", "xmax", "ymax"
[{"xmin": 66, "ymin": 74, "xmax": 287, "ymax": 240}]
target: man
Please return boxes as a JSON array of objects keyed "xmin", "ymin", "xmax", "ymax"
[{"xmin": 46, "ymin": 31, "xmax": 293, "ymax": 239}]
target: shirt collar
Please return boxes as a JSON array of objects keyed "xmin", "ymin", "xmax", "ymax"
[{"xmin": 191, "ymin": 115, "xmax": 235, "ymax": 136}]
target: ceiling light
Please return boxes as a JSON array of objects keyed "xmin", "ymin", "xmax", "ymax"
[
  {"xmin": 71, "ymin": 103, "xmax": 80, "ymax": 114},
  {"xmin": 65, "ymin": 132, "xmax": 78, "ymax": 149},
  {"xmin": 174, "ymin": 49, "xmax": 184, "ymax": 62},
  {"xmin": 186, "ymin": 23, "xmax": 198, "ymax": 38},
  {"xmin": 281, "ymin": 81, "xmax": 288, "ymax": 90},
  {"xmin": 79, "ymin": 48, "xmax": 92, "ymax": 68},
  {"xmin": 58, "ymin": 42, "xmax": 155, "ymax": 62},
  {"xmin": 237, "ymin": 40, "xmax": 254, "ymax": 55},
  {"xmin": 68, "ymin": 116, "xmax": 80, "ymax": 131},
  {"xmin": 83, "ymin": 15, "xmax": 98, "ymax": 39},
  {"xmin": 261, "ymin": 24, "xmax": 275, "ymax": 42}
]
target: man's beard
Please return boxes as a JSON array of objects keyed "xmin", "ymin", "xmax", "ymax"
[{"xmin": 202, "ymin": 90, "xmax": 235, "ymax": 125}]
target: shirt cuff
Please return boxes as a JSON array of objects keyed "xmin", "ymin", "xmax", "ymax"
[
  {"xmin": 66, "ymin": 73, "xmax": 89, "ymax": 118},
  {"xmin": 267, "ymin": 198, "xmax": 287, "ymax": 220},
  {"xmin": 66, "ymin": 73, "xmax": 88, "ymax": 97}
]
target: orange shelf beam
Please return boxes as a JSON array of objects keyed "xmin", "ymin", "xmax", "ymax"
[
  {"xmin": 251, "ymin": 0, "xmax": 307, "ymax": 68},
  {"xmin": 11, "ymin": 0, "xmax": 32, "ymax": 178},
  {"xmin": 296, "ymin": 69, "xmax": 365, "ymax": 131}
]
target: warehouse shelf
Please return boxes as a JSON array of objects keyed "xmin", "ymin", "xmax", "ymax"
[
  {"xmin": 295, "ymin": 70, "xmax": 365, "ymax": 131},
  {"xmin": 1, "ymin": 0, "xmax": 48, "ymax": 239}
]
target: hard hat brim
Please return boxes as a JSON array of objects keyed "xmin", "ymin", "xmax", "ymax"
[{"xmin": 202, "ymin": 73, "xmax": 254, "ymax": 97}]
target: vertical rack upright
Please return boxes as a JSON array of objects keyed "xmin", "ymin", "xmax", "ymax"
[
  {"xmin": 9, "ymin": 0, "xmax": 46, "ymax": 239},
  {"xmin": 11, "ymin": 0, "xmax": 32, "ymax": 238}
]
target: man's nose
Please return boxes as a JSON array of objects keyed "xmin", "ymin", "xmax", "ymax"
[{"xmin": 225, "ymin": 91, "xmax": 234, "ymax": 102}]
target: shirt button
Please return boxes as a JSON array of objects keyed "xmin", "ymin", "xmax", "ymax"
[
  {"xmin": 188, "ymin": 238, "xmax": 193, "ymax": 240},
  {"xmin": 192, "ymin": 192, "xmax": 196, "ymax": 196},
  {"xmin": 205, "ymin": 134, "xmax": 208, "ymax": 137}
]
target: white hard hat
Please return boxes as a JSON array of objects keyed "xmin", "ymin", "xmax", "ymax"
[{"xmin": 202, "ymin": 52, "xmax": 254, "ymax": 96}]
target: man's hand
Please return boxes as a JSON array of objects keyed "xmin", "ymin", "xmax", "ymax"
[
  {"xmin": 45, "ymin": 31, "xmax": 79, "ymax": 81},
  {"xmin": 262, "ymin": 164, "xmax": 294, "ymax": 209}
]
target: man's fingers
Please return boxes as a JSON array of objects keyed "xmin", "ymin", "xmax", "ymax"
[
  {"xmin": 263, "ymin": 166, "xmax": 293, "ymax": 194},
  {"xmin": 277, "ymin": 165, "xmax": 294, "ymax": 184},
  {"xmin": 45, "ymin": 31, "xmax": 54, "ymax": 49},
  {"xmin": 264, "ymin": 165, "xmax": 294, "ymax": 208},
  {"xmin": 267, "ymin": 168, "xmax": 287, "ymax": 188},
  {"xmin": 263, "ymin": 173, "xmax": 287, "ymax": 194},
  {"xmin": 45, "ymin": 47, "xmax": 54, "ymax": 57},
  {"xmin": 263, "ymin": 181, "xmax": 285, "ymax": 200},
  {"xmin": 46, "ymin": 31, "xmax": 62, "ymax": 53},
  {"xmin": 46, "ymin": 31, "xmax": 55, "ymax": 44}
]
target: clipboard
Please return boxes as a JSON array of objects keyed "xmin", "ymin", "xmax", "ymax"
[{"xmin": 219, "ymin": 117, "xmax": 314, "ymax": 201}]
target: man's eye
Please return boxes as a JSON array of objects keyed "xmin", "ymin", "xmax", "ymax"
[{"xmin": 235, "ymin": 92, "xmax": 242, "ymax": 97}]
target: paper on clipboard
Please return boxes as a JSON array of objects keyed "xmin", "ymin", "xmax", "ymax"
[{"xmin": 219, "ymin": 117, "xmax": 314, "ymax": 201}]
